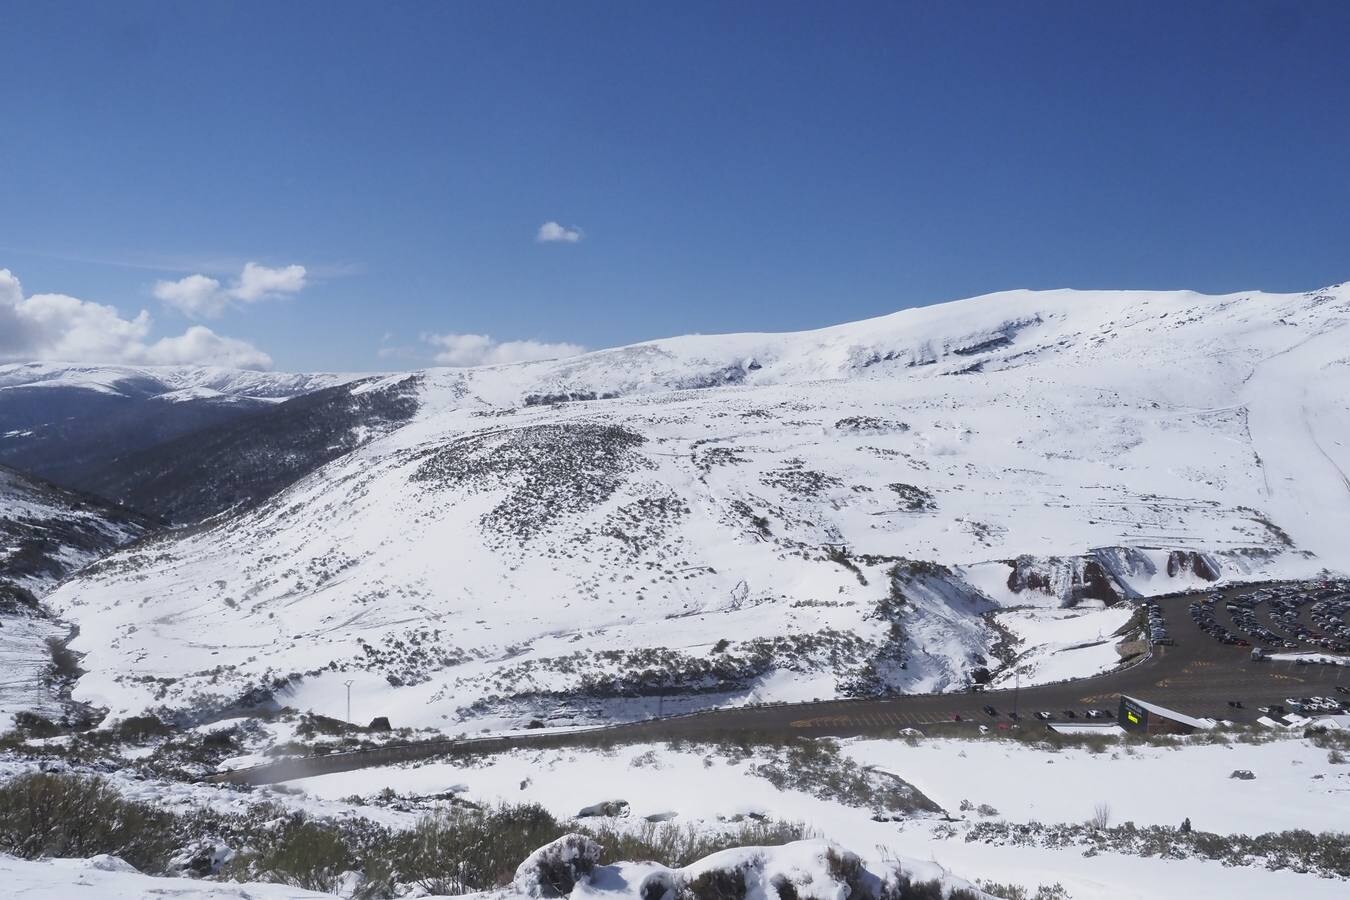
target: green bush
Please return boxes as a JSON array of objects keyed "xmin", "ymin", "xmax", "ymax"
[
  {"xmin": 0, "ymin": 772, "xmax": 178, "ymax": 872},
  {"xmin": 11, "ymin": 712, "xmax": 62, "ymax": 738},
  {"xmin": 226, "ymin": 816, "xmax": 357, "ymax": 892},
  {"xmin": 371, "ymin": 802, "xmax": 566, "ymax": 893}
]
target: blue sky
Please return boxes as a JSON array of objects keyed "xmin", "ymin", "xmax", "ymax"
[{"xmin": 2, "ymin": 1, "xmax": 1349, "ymax": 372}]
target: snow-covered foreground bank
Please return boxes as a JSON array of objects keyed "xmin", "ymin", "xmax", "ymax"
[
  {"xmin": 2, "ymin": 728, "xmax": 1347, "ymax": 898},
  {"xmin": 0, "ymin": 841, "xmax": 967, "ymax": 900},
  {"xmin": 0, "ymin": 854, "xmax": 331, "ymax": 899},
  {"xmin": 281, "ymin": 732, "xmax": 1349, "ymax": 899}
]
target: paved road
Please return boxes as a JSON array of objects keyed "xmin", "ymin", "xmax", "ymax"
[{"xmin": 206, "ymin": 587, "xmax": 1348, "ymax": 785}]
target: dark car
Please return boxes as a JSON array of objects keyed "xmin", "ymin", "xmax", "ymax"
[{"xmin": 983, "ymin": 705, "xmax": 997, "ymax": 717}]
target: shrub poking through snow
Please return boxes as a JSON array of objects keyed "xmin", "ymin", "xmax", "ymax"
[
  {"xmin": 513, "ymin": 834, "xmax": 603, "ymax": 897},
  {"xmin": 680, "ymin": 864, "xmax": 749, "ymax": 900},
  {"xmin": 0, "ymin": 772, "xmax": 177, "ymax": 873},
  {"xmin": 0, "ymin": 771, "xmax": 1008, "ymax": 897}
]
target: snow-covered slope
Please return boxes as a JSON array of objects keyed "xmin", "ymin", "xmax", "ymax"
[
  {"xmin": 0, "ymin": 465, "xmax": 156, "ymax": 598},
  {"xmin": 42, "ymin": 284, "xmax": 1350, "ymax": 729},
  {"xmin": 0, "ymin": 465, "xmax": 157, "ymax": 728},
  {"xmin": 71, "ymin": 374, "xmax": 423, "ymax": 524}
]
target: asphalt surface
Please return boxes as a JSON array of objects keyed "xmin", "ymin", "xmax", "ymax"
[{"xmin": 206, "ymin": 585, "xmax": 1349, "ymax": 785}]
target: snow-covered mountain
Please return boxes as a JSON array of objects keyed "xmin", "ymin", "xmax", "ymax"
[
  {"xmin": 0, "ymin": 362, "xmax": 354, "ymax": 490},
  {"xmin": 0, "ymin": 362, "xmax": 353, "ymax": 401},
  {"xmin": 40, "ymin": 284, "xmax": 1350, "ymax": 730},
  {"xmin": 69, "ymin": 374, "xmax": 422, "ymax": 523}
]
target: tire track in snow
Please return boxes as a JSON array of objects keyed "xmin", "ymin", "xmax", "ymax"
[{"xmin": 1303, "ymin": 404, "xmax": 1350, "ymax": 495}]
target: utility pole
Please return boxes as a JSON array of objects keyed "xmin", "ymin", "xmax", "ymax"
[
  {"xmin": 1012, "ymin": 666, "xmax": 1020, "ymax": 723},
  {"xmin": 343, "ymin": 679, "xmax": 354, "ymax": 724}
]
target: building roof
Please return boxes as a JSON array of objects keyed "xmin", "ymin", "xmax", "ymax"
[
  {"xmin": 1122, "ymin": 695, "xmax": 1215, "ymax": 730},
  {"xmin": 1049, "ymin": 723, "xmax": 1124, "ymax": 736}
]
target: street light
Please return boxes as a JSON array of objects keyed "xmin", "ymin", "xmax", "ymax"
[{"xmin": 343, "ymin": 679, "xmax": 354, "ymax": 724}]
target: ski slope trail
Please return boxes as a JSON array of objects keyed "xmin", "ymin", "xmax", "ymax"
[{"xmin": 1242, "ymin": 317, "xmax": 1350, "ymax": 562}]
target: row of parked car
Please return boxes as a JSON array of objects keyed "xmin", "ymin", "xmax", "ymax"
[
  {"xmin": 1144, "ymin": 601, "xmax": 1173, "ymax": 645},
  {"xmin": 1224, "ymin": 595, "xmax": 1295, "ymax": 648},
  {"xmin": 1265, "ymin": 586, "xmax": 1350, "ymax": 653},
  {"xmin": 1282, "ymin": 695, "xmax": 1349, "ymax": 715},
  {"xmin": 1188, "ymin": 595, "xmax": 1250, "ymax": 646},
  {"xmin": 1184, "ymin": 582, "xmax": 1350, "ymax": 653},
  {"xmin": 979, "ymin": 704, "xmax": 1112, "ymax": 721},
  {"xmin": 1308, "ymin": 593, "xmax": 1350, "ymax": 651}
]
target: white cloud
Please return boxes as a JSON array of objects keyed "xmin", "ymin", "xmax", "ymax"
[
  {"xmin": 233, "ymin": 262, "xmax": 307, "ymax": 301},
  {"xmin": 422, "ymin": 332, "xmax": 586, "ymax": 367},
  {"xmin": 153, "ymin": 261, "xmax": 307, "ymax": 317},
  {"xmin": 152, "ymin": 274, "xmax": 228, "ymax": 318},
  {"xmin": 536, "ymin": 221, "xmax": 583, "ymax": 244},
  {"xmin": 139, "ymin": 326, "xmax": 274, "ymax": 369},
  {"xmin": 0, "ymin": 268, "xmax": 273, "ymax": 369}
]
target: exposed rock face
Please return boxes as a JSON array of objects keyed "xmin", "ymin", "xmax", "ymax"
[
  {"xmin": 1005, "ymin": 554, "xmax": 1122, "ymax": 606},
  {"xmin": 1167, "ymin": 550, "xmax": 1221, "ymax": 581}
]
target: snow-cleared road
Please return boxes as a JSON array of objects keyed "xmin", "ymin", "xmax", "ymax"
[{"xmin": 208, "ymin": 585, "xmax": 1348, "ymax": 785}]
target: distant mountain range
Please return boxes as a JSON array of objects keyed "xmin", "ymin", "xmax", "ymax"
[{"xmin": 0, "ymin": 363, "xmax": 355, "ymax": 493}]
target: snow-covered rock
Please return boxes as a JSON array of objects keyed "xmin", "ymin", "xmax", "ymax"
[{"xmin": 512, "ymin": 834, "xmax": 603, "ymax": 897}]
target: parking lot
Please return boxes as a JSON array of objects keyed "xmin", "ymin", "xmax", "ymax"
[{"xmin": 1186, "ymin": 580, "xmax": 1350, "ymax": 654}]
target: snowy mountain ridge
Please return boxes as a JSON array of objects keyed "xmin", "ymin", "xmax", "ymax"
[
  {"xmin": 37, "ymin": 282, "xmax": 1350, "ymax": 732},
  {"xmin": 0, "ymin": 361, "xmax": 355, "ymax": 403}
]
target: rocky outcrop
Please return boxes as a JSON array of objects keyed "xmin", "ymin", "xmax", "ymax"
[
  {"xmin": 1166, "ymin": 550, "xmax": 1222, "ymax": 581},
  {"xmin": 1005, "ymin": 554, "xmax": 1121, "ymax": 606}
]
